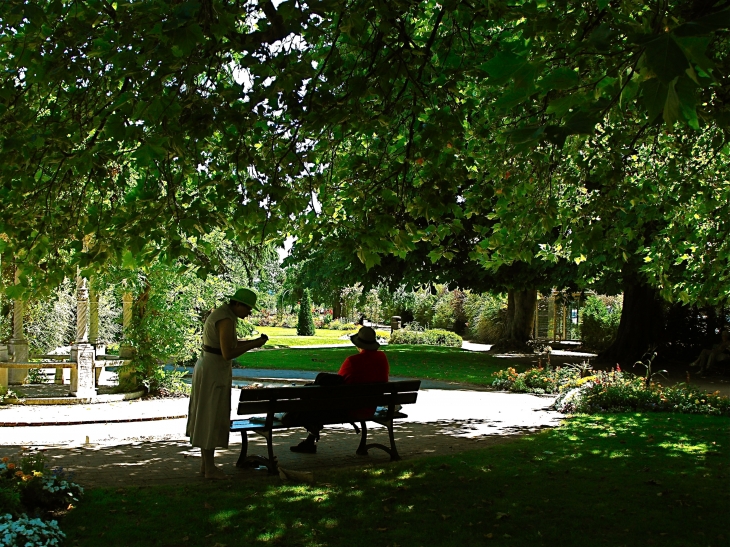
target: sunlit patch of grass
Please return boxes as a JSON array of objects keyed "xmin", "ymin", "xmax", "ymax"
[{"xmin": 237, "ymin": 344, "xmax": 514, "ymax": 386}]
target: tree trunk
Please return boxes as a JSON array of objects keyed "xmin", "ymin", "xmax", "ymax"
[
  {"xmin": 598, "ymin": 275, "xmax": 664, "ymax": 366},
  {"xmin": 491, "ymin": 289, "xmax": 537, "ymax": 352},
  {"xmin": 332, "ymin": 296, "xmax": 342, "ymax": 320}
]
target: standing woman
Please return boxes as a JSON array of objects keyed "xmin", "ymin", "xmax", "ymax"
[{"xmin": 187, "ymin": 288, "xmax": 268, "ymax": 479}]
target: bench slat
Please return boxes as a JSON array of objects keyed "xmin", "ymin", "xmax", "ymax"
[
  {"xmin": 237, "ymin": 380, "xmax": 421, "ymax": 402},
  {"xmin": 237, "ymin": 392, "xmax": 417, "ymax": 415}
]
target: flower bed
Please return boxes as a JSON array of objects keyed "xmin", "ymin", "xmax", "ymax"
[
  {"xmin": 492, "ymin": 364, "xmax": 730, "ymax": 416},
  {"xmin": 0, "ymin": 451, "xmax": 84, "ymax": 546}
]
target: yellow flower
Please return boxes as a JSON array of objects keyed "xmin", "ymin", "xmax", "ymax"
[{"xmin": 1, "ymin": 457, "xmax": 8, "ymax": 463}]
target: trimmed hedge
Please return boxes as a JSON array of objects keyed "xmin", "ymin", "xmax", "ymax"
[{"xmin": 389, "ymin": 329, "xmax": 462, "ymax": 347}]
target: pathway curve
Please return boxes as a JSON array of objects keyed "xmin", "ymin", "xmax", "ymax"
[{"xmin": 1, "ymin": 380, "xmax": 560, "ymax": 488}]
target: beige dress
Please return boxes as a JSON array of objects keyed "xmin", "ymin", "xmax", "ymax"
[{"xmin": 186, "ymin": 304, "xmax": 237, "ymax": 449}]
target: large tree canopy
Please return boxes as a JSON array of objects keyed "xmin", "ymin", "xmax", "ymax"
[{"xmin": 2, "ymin": 0, "xmax": 729, "ymax": 326}]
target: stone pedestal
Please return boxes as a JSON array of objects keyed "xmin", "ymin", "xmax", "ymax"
[
  {"xmin": 390, "ymin": 316, "xmax": 402, "ymax": 332},
  {"xmin": 8, "ymin": 339, "xmax": 29, "ymax": 385},
  {"xmin": 94, "ymin": 344, "xmax": 106, "ymax": 386},
  {"xmin": 0, "ymin": 345, "xmax": 8, "ymax": 389},
  {"xmin": 70, "ymin": 343, "xmax": 96, "ymax": 398}
]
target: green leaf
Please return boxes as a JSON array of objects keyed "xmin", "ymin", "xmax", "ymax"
[
  {"xmin": 539, "ymin": 68, "xmax": 579, "ymax": 91},
  {"xmin": 546, "ymin": 94, "xmax": 583, "ymax": 117},
  {"xmin": 482, "ymin": 51, "xmax": 532, "ymax": 86},
  {"xmin": 640, "ymin": 79, "xmax": 668, "ymax": 122},
  {"xmin": 663, "ymin": 79, "xmax": 681, "ymax": 127},
  {"xmin": 675, "ymin": 76, "xmax": 700, "ymax": 130},
  {"xmin": 644, "ymin": 35, "xmax": 689, "ymax": 84},
  {"xmin": 122, "ymin": 250, "xmax": 138, "ymax": 270},
  {"xmin": 674, "ymin": 36, "xmax": 715, "ymax": 75},
  {"xmin": 674, "ymin": 8, "xmax": 730, "ymax": 37}
]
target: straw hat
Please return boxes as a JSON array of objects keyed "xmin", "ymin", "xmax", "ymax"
[{"xmin": 350, "ymin": 326, "xmax": 380, "ymax": 350}]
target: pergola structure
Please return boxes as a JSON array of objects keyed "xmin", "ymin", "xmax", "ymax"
[{"xmin": 0, "ymin": 269, "xmax": 133, "ymax": 398}]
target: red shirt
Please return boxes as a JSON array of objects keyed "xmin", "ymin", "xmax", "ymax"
[{"xmin": 338, "ymin": 350, "xmax": 390, "ymax": 419}]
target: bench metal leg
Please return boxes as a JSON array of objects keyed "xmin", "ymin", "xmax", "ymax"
[
  {"xmin": 356, "ymin": 421, "xmax": 369, "ymax": 455},
  {"xmin": 356, "ymin": 420, "xmax": 401, "ymax": 461},
  {"xmin": 236, "ymin": 430, "xmax": 278, "ymax": 473},
  {"xmin": 235, "ymin": 431, "xmax": 249, "ymax": 467}
]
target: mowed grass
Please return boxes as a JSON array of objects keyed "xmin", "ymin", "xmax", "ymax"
[
  {"xmin": 255, "ymin": 326, "xmax": 354, "ymax": 347},
  {"xmin": 62, "ymin": 413, "xmax": 729, "ymax": 547},
  {"xmin": 238, "ymin": 345, "xmax": 516, "ymax": 386}
]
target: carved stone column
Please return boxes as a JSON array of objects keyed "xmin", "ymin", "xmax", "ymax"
[
  {"xmin": 70, "ymin": 271, "xmax": 96, "ymax": 397},
  {"xmin": 120, "ymin": 291, "xmax": 134, "ymax": 359},
  {"xmin": 89, "ymin": 286, "xmax": 106, "ymax": 385},
  {"xmin": 0, "ymin": 345, "xmax": 8, "ymax": 390},
  {"xmin": 8, "ymin": 268, "xmax": 28, "ymax": 385}
]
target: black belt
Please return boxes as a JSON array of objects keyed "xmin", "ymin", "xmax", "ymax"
[{"xmin": 202, "ymin": 345, "xmax": 223, "ymax": 355}]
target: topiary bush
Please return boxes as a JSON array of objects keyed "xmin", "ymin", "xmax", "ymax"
[
  {"xmin": 389, "ymin": 328, "xmax": 462, "ymax": 347},
  {"xmin": 296, "ymin": 289, "xmax": 316, "ymax": 336},
  {"xmin": 580, "ymin": 295, "xmax": 622, "ymax": 351}
]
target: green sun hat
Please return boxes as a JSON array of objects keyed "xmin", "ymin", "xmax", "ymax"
[{"xmin": 229, "ymin": 288, "xmax": 260, "ymax": 311}]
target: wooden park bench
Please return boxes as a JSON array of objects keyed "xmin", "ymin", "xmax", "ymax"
[{"xmin": 230, "ymin": 380, "xmax": 421, "ymax": 473}]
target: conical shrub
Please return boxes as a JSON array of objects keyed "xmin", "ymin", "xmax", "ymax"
[{"xmin": 297, "ymin": 289, "xmax": 316, "ymax": 336}]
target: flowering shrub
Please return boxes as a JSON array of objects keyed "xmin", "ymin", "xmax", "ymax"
[
  {"xmin": 0, "ymin": 513, "xmax": 66, "ymax": 547},
  {"xmin": 570, "ymin": 378, "xmax": 730, "ymax": 416},
  {"xmin": 491, "ymin": 365, "xmax": 583, "ymax": 394},
  {"xmin": 492, "ymin": 365, "xmax": 730, "ymax": 416},
  {"xmin": 0, "ymin": 453, "xmax": 83, "ymax": 516}
]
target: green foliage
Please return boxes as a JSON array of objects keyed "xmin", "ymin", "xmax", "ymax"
[
  {"xmin": 324, "ymin": 319, "xmax": 357, "ymax": 331},
  {"xmin": 463, "ymin": 292, "xmax": 507, "ymax": 343},
  {"xmin": 389, "ymin": 329, "xmax": 462, "ymax": 347},
  {"xmin": 24, "ymin": 369, "xmax": 47, "ymax": 385},
  {"xmin": 296, "ymin": 289, "xmax": 315, "ymax": 336},
  {"xmin": 580, "ymin": 295, "xmax": 622, "ymax": 351},
  {"xmin": 0, "ymin": 386, "xmax": 22, "ymax": 405}
]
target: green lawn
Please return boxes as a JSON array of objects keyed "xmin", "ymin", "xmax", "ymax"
[
  {"xmin": 255, "ymin": 326, "xmax": 354, "ymax": 347},
  {"xmin": 239, "ymin": 345, "xmax": 515, "ymax": 386},
  {"xmin": 62, "ymin": 413, "xmax": 729, "ymax": 547}
]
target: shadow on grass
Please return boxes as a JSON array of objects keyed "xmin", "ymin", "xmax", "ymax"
[{"xmin": 62, "ymin": 412, "xmax": 729, "ymax": 547}]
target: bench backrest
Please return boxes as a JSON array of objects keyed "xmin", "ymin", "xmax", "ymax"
[{"xmin": 237, "ymin": 380, "xmax": 420, "ymax": 416}]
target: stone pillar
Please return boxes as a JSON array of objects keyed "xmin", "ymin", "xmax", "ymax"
[
  {"xmin": 70, "ymin": 344, "xmax": 96, "ymax": 398},
  {"xmin": 8, "ymin": 268, "xmax": 28, "ymax": 385},
  {"xmin": 120, "ymin": 291, "xmax": 134, "ymax": 359},
  {"xmin": 89, "ymin": 287, "xmax": 106, "ymax": 385},
  {"xmin": 390, "ymin": 316, "xmax": 401, "ymax": 332},
  {"xmin": 70, "ymin": 272, "xmax": 96, "ymax": 397},
  {"xmin": 0, "ymin": 345, "xmax": 8, "ymax": 390}
]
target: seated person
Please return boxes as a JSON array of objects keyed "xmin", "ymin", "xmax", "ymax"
[
  {"xmin": 286, "ymin": 326, "xmax": 389, "ymax": 454},
  {"xmin": 690, "ymin": 328, "xmax": 730, "ymax": 375}
]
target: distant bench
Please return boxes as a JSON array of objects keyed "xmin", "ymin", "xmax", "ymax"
[{"xmin": 230, "ymin": 380, "xmax": 421, "ymax": 473}]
